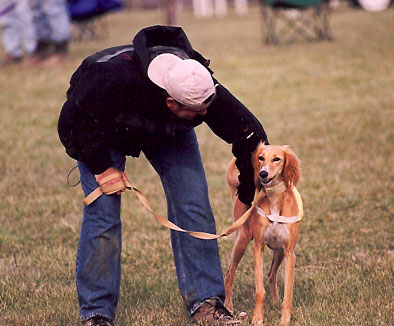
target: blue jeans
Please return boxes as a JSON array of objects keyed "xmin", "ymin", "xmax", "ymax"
[
  {"xmin": 77, "ymin": 130, "xmax": 225, "ymax": 321},
  {"xmin": 31, "ymin": 0, "xmax": 70, "ymax": 43}
]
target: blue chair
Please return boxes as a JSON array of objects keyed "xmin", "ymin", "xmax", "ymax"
[{"xmin": 260, "ymin": 0, "xmax": 333, "ymax": 44}]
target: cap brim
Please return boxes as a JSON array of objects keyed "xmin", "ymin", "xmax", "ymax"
[{"xmin": 147, "ymin": 53, "xmax": 183, "ymax": 89}]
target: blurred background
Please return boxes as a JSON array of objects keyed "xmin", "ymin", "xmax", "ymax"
[{"xmin": 0, "ymin": 0, "xmax": 393, "ymax": 66}]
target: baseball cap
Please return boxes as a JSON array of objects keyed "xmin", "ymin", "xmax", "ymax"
[{"xmin": 148, "ymin": 53, "xmax": 216, "ymax": 111}]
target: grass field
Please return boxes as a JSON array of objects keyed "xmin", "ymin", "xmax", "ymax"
[{"xmin": 0, "ymin": 3, "xmax": 393, "ymax": 325}]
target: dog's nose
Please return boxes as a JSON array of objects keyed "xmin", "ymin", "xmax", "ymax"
[{"xmin": 259, "ymin": 170, "xmax": 268, "ymax": 179}]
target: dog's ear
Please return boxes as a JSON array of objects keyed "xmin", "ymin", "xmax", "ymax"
[{"xmin": 282, "ymin": 146, "xmax": 301, "ymax": 186}]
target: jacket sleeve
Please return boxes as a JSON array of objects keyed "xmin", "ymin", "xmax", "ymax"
[{"xmin": 204, "ymin": 83, "xmax": 269, "ymax": 204}]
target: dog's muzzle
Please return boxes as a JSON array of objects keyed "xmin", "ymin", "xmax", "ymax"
[{"xmin": 259, "ymin": 170, "xmax": 273, "ymax": 184}]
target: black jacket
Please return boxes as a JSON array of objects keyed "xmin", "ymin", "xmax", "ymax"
[{"xmin": 58, "ymin": 25, "xmax": 268, "ymax": 204}]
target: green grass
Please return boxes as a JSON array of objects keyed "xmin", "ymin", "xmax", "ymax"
[{"xmin": 0, "ymin": 4, "xmax": 393, "ymax": 325}]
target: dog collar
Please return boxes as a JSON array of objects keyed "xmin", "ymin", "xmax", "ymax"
[{"xmin": 263, "ymin": 181, "xmax": 287, "ymax": 197}]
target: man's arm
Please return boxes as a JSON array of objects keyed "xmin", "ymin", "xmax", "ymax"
[{"xmin": 204, "ymin": 83, "xmax": 269, "ymax": 205}]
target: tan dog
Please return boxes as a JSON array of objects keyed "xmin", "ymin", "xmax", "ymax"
[{"xmin": 224, "ymin": 143, "xmax": 302, "ymax": 325}]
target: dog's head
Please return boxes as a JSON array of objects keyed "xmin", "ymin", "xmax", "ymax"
[{"xmin": 252, "ymin": 143, "xmax": 301, "ymax": 188}]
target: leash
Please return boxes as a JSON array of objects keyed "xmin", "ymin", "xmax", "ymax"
[
  {"xmin": 83, "ymin": 171, "xmax": 258, "ymax": 240},
  {"xmin": 80, "ymin": 171, "xmax": 303, "ymax": 239}
]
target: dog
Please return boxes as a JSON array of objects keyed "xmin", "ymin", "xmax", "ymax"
[{"xmin": 224, "ymin": 143, "xmax": 302, "ymax": 325}]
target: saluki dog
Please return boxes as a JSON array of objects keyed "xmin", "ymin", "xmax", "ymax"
[{"xmin": 224, "ymin": 143, "xmax": 302, "ymax": 325}]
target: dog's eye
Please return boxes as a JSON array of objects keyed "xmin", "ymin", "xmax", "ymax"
[
  {"xmin": 258, "ymin": 155, "xmax": 264, "ymax": 161},
  {"xmin": 273, "ymin": 157, "xmax": 281, "ymax": 162}
]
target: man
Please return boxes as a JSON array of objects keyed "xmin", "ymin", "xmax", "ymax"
[{"xmin": 58, "ymin": 25, "xmax": 268, "ymax": 326}]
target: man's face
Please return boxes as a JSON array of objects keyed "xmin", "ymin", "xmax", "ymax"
[{"xmin": 166, "ymin": 98, "xmax": 208, "ymax": 120}]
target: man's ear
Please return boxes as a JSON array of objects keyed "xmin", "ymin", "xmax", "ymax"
[{"xmin": 166, "ymin": 97, "xmax": 178, "ymax": 112}]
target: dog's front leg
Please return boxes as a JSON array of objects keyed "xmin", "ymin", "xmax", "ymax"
[
  {"xmin": 281, "ymin": 250, "xmax": 296, "ymax": 326},
  {"xmin": 252, "ymin": 242, "xmax": 265, "ymax": 325}
]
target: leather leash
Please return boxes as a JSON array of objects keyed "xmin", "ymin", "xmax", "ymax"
[
  {"xmin": 83, "ymin": 171, "xmax": 258, "ymax": 240},
  {"xmin": 82, "ymin": 172, "xmax": 302, "ymax": 240}
]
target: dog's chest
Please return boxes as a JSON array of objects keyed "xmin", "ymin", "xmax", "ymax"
[
  {"xmin": 263, "ymin": 222, "xmax": 289, "ymax": 250},
  {"xmin": 259, "ymin": 202, "xmax": 290, "ymax": 250}
]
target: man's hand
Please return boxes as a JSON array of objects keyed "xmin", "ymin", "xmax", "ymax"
[{"xmin": 95, "ymin": 167, "xmax": 130, "ymax": 196}]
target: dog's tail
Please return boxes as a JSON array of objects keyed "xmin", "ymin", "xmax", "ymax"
[{"xmin": 226, "ymin": 158, "xmax": 240, "ymax": 200}]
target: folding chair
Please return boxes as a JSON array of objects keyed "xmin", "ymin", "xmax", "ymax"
[{"xmin": 260, "ymin": 0, "xmax": 332, "ymax": 45}]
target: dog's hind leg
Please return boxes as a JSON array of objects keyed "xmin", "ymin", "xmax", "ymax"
[
  {"xmin": 267, "ymin": 249, "xmax": 284, "ymax": 302},
  {"xmin": 224, "ymin": 228, "xmax": 250, "ymax": 312}
]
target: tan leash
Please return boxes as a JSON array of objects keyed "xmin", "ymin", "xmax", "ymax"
[
  {"xmin": 83, "ymin": 172, "xmax": 131, "ymax": 205},
  {"xmin": 83, "ymin": 171, "xmax": 259, "ymax": 240},
  {"xmin": 82, "ymin": 172, "xmax": 302, "ymax": 240}
]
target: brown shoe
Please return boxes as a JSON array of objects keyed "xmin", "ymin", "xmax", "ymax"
[
  {"xmin": 82, "ymin": 316, "xmax": 113, "ymax": 326},
  {"xmin": 190, "ymin": 298, "xmax": 242, "ymax": 325}
]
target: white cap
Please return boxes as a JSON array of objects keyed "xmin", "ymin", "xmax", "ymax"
[{"xmin": 148, "ymin": 53, "xmax": 216, "ymax": 111}]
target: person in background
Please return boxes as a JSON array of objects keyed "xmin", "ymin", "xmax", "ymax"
[
  {"xmin": 28, "ymin": 0, "xmax": 71, "ymax": 65},
  {"xmin": 0, "ymin": 0, "xmax": 36, "ymax": 66},
  {"xmin": 58, "ymin": 25, "xmax": 269, "ymax": 326}
]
